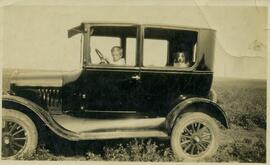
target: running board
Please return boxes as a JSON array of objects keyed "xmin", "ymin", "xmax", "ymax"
[
  {"xmin": 77, "ymin": 130, "xmax": 168, "ymax": 140},
  {"xmin": 52, "ymin": 114, "xmax": 168, "ymax": 140}
]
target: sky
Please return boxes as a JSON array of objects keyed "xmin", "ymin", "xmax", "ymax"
[{"xmin": 1, "ymin": 1, "xmax": 268, "ymax": 79}]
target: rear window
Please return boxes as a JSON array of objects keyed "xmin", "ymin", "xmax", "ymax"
[
  {"xmin": 143, "ymin": 39, "xmax": 168, "ymax": 67},
  {"xmin": 143, "ymin": 27, "xmax": 198, "ymax": 69}
]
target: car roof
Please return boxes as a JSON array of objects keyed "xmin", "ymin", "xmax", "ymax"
[
  {"xmin": 81, "ymin": 22, "xmax": 216, "ymax": 31},
  {"xmin": 68, "ymin": 22, "xmax": 215, "ymax": 38}
]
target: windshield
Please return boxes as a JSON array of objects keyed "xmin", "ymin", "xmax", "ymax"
[{"xmin": 67, "ymin": 25, "xmax": 84, "ymax": 69}]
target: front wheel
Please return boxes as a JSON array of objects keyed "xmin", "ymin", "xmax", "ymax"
[
  {"xmin": 2, "ymin": 109, "xmax": 38, "ymax": 159},
  {"xmin": 171, "ymin": 112, "xmax": 219, "ymax": 161}
]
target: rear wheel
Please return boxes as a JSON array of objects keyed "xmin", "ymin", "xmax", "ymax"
[
  {"xmin": 171, "ymin": 112, "xmax": 219, "ymax": 161},
  {"xmin": 2, "ymin": 109, "xmax": 38, "ymax": 159}
]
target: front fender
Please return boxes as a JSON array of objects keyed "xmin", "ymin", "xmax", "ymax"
[
  {"xmin": 166, "ymin": 97, "xmax": 229, "ymax": 133},
  {"xmin": 2, "ymin": 94, "xmax": 79, "ymax": 141}
]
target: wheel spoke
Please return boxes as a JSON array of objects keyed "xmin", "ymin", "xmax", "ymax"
[
  {"xmin": 12, "ymin": 127, "xmax": 24, "ymax": 136},
  {"xmin": 196, "ymin": 122, "xmax": 201, "ymax": 131},
  {"xmin": 8, "ymin": 123, "xmax": 18, "ymax": 134},
  {"xmin": 190, "ymin": 144, "xmax": 196, "ymax": 155},
  {"xmin": 201, "ymin": 133, "xmax": 211, "ymax": 138},
  {"xmin": 184, "ymin": 127, "xmax": 192, "ymax": 135},
  {"xmin": 196, "ymin": 144, "xmax": 201, "ymax": 153},
  {"xmin": 201, "ymin": 138, "xmax": 211, "ymax": 144},
  {"xmin": 198, "ymin": 142, "xmax": 206, "ymax": 151},
  {"xmin": 13, "ymin": 142, "xmax": 24, "ymax": 149},
  {"xmin": 181, "ymin": 140, "xmax": 191, "ymax": 145},
  {"xmin": 14, "ymin": 137, "xmax": 27, "ymax": 141},
  {"xmin": 184, "ymin": 143, "xmax": 192, "ymax": 152},
  {"xmin": 191, "ymin": 123, "xmax": 196, "ymax": 133},
  {"xmin": 181, "ymin": 134, "xmax": 192, "ymax": 139},
  {"xmin": 199, "ymin": 127, "xmax": 209, "ymax": 134},
  {"xmin": 200, "ymin": 141, "xmax": 210, "ymax": 150}
]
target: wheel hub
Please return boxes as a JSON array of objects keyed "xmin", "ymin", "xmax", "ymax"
[
  {"xmin": 192, "ymin": 135, "xmax": 200, "ymax": 143},
  {"xmin": 3, "ymin": 136, "xmax": 11, "ymax": 145},
  {"xmin": 2, "ymin": 133, "xmax": 14, "ymax": 145}
]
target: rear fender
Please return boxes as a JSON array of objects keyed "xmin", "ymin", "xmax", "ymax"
[{"xmin": 166, "ymin": 97, "xmax": 229, "ymax": 133}]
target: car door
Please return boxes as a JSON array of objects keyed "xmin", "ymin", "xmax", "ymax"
[
  {"xmin": 137, "ymin": 38, "xmax": 172, "ymax": 116},
  {"xmin": 81, "ymin": 31, "xmax": 142, "ymax": 116},
  {"xmin": 137, "ymin": 27, "xmax": 199, "ymax": 117},
  {"xmin": 81, "ymin": 66, "xmax": 140, "ymax": 113}
]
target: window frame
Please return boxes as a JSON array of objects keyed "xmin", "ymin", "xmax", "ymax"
[
  {"xmin": 82, "ymin": 24, "xmax": 204, "ymax": 71},
  {"xmin": 83, "ymin": 24, "xmax": 140, "ymax": 69},
  {"xmin": 141, "ymin": 25, "xmax": 201, "ymax": 72}
]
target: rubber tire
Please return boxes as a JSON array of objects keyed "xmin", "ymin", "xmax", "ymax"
[
  {"xmin": 2, "ymin": 109, "xmax": 38, "ymax": 159},
  {"xmin": 171, "ymin": 112, "xmax": 219, "ymax": 162}
]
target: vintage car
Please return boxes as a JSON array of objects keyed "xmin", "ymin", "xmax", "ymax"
[{"xmin": 2, "ymin": 22, "xmax": 229, "ymax": 161}]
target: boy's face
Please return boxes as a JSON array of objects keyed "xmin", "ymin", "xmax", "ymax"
[{"xmin": 111, "ymin": 48, "xmax": 123, "ymax": 62}]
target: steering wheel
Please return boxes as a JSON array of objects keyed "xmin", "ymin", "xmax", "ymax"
[{"xmin": 95, "ymin": 48, "xmax": 110, "ymax": 64}]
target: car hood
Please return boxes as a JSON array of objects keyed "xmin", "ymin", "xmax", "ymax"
[{"xmin": 10, "ymin": 69, "xmax": 82, "ymax": 87}]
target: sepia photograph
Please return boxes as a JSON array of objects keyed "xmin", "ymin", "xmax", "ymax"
[{"xmin": 0, "ymin": 0, "xmax": 268, "ymax": 163}]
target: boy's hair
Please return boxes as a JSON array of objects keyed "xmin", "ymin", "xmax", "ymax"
[{"xmin": 111, "ymin": 46, "xmax": 123, "ymax": 52}]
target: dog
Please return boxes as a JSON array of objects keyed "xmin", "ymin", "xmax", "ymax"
[{"xmin": 173, "ymin": 52, "xmax": 190, "ymax": 68}]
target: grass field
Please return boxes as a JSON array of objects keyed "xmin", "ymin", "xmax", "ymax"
[{"xmin": 2, "ymin": 70, "xmax": 267, "ymax": 162}]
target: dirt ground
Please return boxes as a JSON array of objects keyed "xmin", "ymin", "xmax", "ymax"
[{"xmin": 2, "ymin": 70, "xmax": 267, "ymax": 162}]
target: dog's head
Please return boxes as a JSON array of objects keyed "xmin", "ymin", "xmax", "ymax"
[{"xmin": 175, "ymin": 52, "xmax": 186, "ymax": 63}]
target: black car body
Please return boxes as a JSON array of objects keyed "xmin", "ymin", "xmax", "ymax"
[{"xmin": 2, "ymin": 23, "xmax": 229, "ymax": 160}]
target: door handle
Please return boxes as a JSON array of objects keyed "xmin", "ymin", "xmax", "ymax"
[{"xmin": 131, "ymin": 75, "xmax": 140, "ymax": 80}]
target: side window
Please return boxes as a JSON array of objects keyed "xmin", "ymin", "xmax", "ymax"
[
  {"xmin": 143, "ymin": 39, "xmax": 168, "ymax": 67},
  {"xmin": 90, "ymin": 36, "xmax": 121, "ymax": 64},
  {"xmin": 143, "ymin": 27, "xmax": 198, "ymax": 69},
  {"xmin": 89, "ymin": 26, "xmax": 137, "ymax": 66}
]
